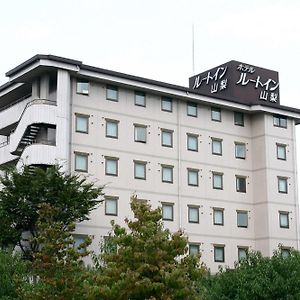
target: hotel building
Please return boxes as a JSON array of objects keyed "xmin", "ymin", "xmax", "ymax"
[{"xmin": 0, "ymin": 55, "xmax": 299, "ymax": 272}]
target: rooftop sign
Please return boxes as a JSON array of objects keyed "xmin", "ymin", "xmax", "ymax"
[{"xmin": 189, "ymin": 61, "xmax": 280, "ymax": 106}]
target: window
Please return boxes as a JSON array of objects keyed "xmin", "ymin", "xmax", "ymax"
[
  {"xmin": 105, "ymin": 197, "xmax": 118, "ymax": 216},
  {"xmin": 134, "ymin": 161, "xmax": 146, "ymax": 180},
  {"xmin": 135, "ymin": 91, "xmax": 146, "ymax": 107},
  {"xmin": 162, "ymin": 203, "xmax": 174, "ymax": 221},
  {"xmin": 213, "ymin": 208, "xmax": 224, "ymax": 225},
  {"xmin": 211, "ymin": 107, "xmax": 221, "ymax": 122},
  {"xmin": 273, "ymin": 115, "xmax": 287, "ymax": 128},
  {"xmin": 234, "ymin": 112, "xmax": 244, "ymax": 126},
  {"xmin": 75, "ymin": 114, "xmax": 89, "ymax": 133},
  {"xmin": 161, "ymin": 129, "xmax": 173, "ymax": 147},
  {"xmin": 76, "ymin": 81, "xmax": 89, "ymax": 95},
  {"xmin": 188, "ymin": 206, "xmax": 199, "ymax": 223},
  {"xmin": 189, "ymin": 244, "xmax": 200, "ymax": 255},
  {"xmin": 235, "ymin": 142, "xmax": 246, "ymax": 159},
  {"xmin": 105, "ymin": 157, "xmax": 118, "ymax": 176},
  {"xmin": 236, "ymin": 176, "xmax": 247, "ymax": 193},
  {"xmin": 161, "ymin": 97, "xmax": 172, "ymax": 112},
  {"xmin": 212, "ymin": 138, "xmax": 222, "ymax": 155},
  {"xmin": 214, "ymin": 245, "xmax": 225, "ymax": 262},
  {"xmin": 187, "ymin": 102, "xmax": 197, "ymax": 117},
  {"xmin": 188, "ymin": 169, "xmax": 199, "ymax": 186},
  {"xmin": 106, "ymin": 85, "xmax": 118, "ymax": 101},
  {"xmin": 279, "ymin": 211, "xmax": 289, "ymax": 228},
  {"xmin": 102, "ymin": 236, "xmax": 117, "ymax": 254},
  {"xmin": 187, "ymin": 134, "xmax": 198, "ymax": 151},
  {"xmin": 281, "ymin": 248, "xmax": 290, "ymax": 258},
  {"xmin": 277, "ymin": 144, "xmax": 287, "ymax": 160},
  {"xmin": 75, "ymin": 152, "xmax": 88, "ymax": 172},
  {"xmin": 212, "ymin": 172, "xmax": 223, "ymax": 190},
  {"xmin": 134, "ymin": 125, "xmax": 147, "ymax": 143},
  {"xmin": 237, "ymin": 211, "xmax": 248, "ymax": 228},
  {"xmin": 162, "ymin": 165, "xmax": 173, "ymax": 183},
  {"xmin": 73, "ymin": 235, "xmax": 88, "ymax": 253},
  {"xmin": 238, "ymin": 247, "xmax": 248, "ymax": 261},
  {"xmin": 106, "ymin": 119, "xmax": 118, "ymax": 138},
  {"xmin": 278, "ymin": 177, "xmax": 288, "ymax": 193}
]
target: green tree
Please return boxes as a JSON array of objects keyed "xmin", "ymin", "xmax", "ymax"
[
  {"xmin": 88, "ymin": 197, "xmax": 206, "ymax": 300},
  {"xmin": 199, "ymin": 248, "xmax": 300, "ymax": 300},
  {"xmin": 0, "ymin": 165, "xmax": 103, "ymax": 259},
  {"xmin": 18, "ymin": 203, "xmax": 92, "ymax": 300}
]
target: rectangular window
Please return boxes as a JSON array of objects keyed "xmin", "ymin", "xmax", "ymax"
[
  {"xmin": 214, "ymin": 246, "xmax": 225, "ymax": 262},
  {"xmin": 75, "ymin": 114, "xmax": 89, "ymax": 133},
  {"xmin": 212, "ymin": 138, "xmax": 222, "ymax": 155},
  {"xmin": 211, "ymin": 107, "xmax": 221, "ymax": 122},
  {"xmin": 106, "ymin": 85, "xmax": 118, "ymax": 101},
  {"xmin": 278, "ymin": 177, "xmax": 288, "ymax": 193},
  {"xmin": 279, "ymin": 211, "xmax": 289, "ymax": 228},
  {"xmin": 106, "ymin": 119, "xmax": 118, "ymax": 138},
  {"xmin": 273, "ymin": 115, "xmax": 287, "ymax": 128},
  {"xmin": 213, "ymin": 172, "xmax": 223, "ymax": 190},
  {"xmin": 162, "ymin": 165, "xmax": 173, "ymax": 183},
  {"xmin": 162, "ymin": 203, "xmax": 174, "ymax": 221},
  {"xmin": 134, "ymin": 161, "xmax": 146, "ymax": 180},
  {"xmin": 237, "ymin": 211, "xmax": 248, "ymax": 228},
  {"xmin": 187, "ymin": 134, "xmax": 198, "ymax": 152},
  {"xmin": 235, "ymin": 142, "xmax": 246, "ymax": 159},
  {"xmin": 105, "ymin": 197, "xmax": 118, "ymax": 216},
  {"xmin": 188, "ymin": 206, "xmax": 199, "ymax": 223},
  {"xmin": 134, "ymin": 125, "xmax": 147, "ymax": 143},
  {"xmin": 234, "ymin": 111, "xmax": 244, "ymax": 126},
  {"xmin": 213, "ymin": 208, "xmax": 224, "ymax": 225},
  {"xmin": 187, "ymin": 102, "xmax": 197, "ymax": 117},
  {"xmin": 105, "ymin": 157, "xmax": 118, "ymax": 176},
  {"xmin": 188, "ymin": 168, "xmax": 199, "ymax": 186},
  {"xmin": 281, "ymin": 248, "xmax": 290, "ymax": 258},
  {"xmin": 161, "ymin": 129, "xmax": 173, "ymax": 147},
  {"xmin": 73, "ymin": 234, "xmax": 88, "ymax": 253},
  {"xmin": 76, "ymin": 81, "xmax": 89, "ymax": 95},
  {"xmin": 238, "ymin": 247, "xmax": 248, "ymax": 261},
  {"xmin": 277, "ymin": 144, "xmax": 287, "ymax": 160},
  {"xmin": 189, "ymin": 244, "xmax": 200, "ymax": 255},
  {"xmin": 161, "ymin": 97, "xmax": 172, "ymax": 112},
  {"xmin": 135, "ymin": 91, "xmax": 146, "ymax": 107},
  {"xmin": 75, "ymin": 152, "xmax": 88, "ymax": 172},
  {"xmin": 236, "ymin": 176, "xmax": 247, "ymax": 193}
]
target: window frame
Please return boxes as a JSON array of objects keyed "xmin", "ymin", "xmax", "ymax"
[
  {"xmin": 134, "ymin": 160, "xmax": 147, "ymax": 180},
  {"xmin": 212, "ymin": 138, "xmax": 222, "ymax": 156},
  {"xmin": 188, "ymin": 205, "xmax": 200, "ymax": 223},
  {"xmin": 75, "ymin": 114, "xmax": 89, "ymax": 134},
  {"xmin": 187, "ymin": 102, "xmax": 197, "ymax": 117},
  {"xmin": 106, "ymin": 84, "xmax": 119, "ymax": 101},
  {"xmin": 189, "ymin": 243, "xmax": 200, "ymax": 255},
  {"xmin": 162, "ymin": 202, "xmax": 174, "ymax": 221},
  {"xmin": 235, "ymin": 142, "xmax": 246, "ymax": 159},
  {"xmin": 105, "ymin": 118, "xmax": 119, "ymax": 139},
  {"xmin": 213, "ymin": 208, "xmax": 224, "ymax": 226},
  {"xmin": 161, "ymin": 129, "xmax": 173, "ymax": 148},
  {"xmin": 214, "ymin": 245, "xmax": 225, "ymax": 263},
  {"xmin": 187, "ymin": 133, "xmax": 198, "ymax": 152},
  {"xmin": 238, "ymin": 247, "xmax": 248, "ymax": 261},
  {"xmin": 273, "ymin": 115, "xmax": 287, "ymax": 128},
  {"xmin": 236, "ymin": 176, "xmax": 247, "ymax": 193},
  {"xmin": 279, "ymin": 211, "xmax": 289, "ymax": 228},
  {"xmin": 234, "ymin": 111, "xmax": 244, "ymax": 126},
  {"xmin": 276, "ymin": 143, "xmax": 287, "ymax": 160},
  {"xmin": 134, "ymin": 124, "xmax": 147, "ymax": 143},
  {"xmin": 135, "ymin": 91, "xmax": 146, "ymax": 107},
  {"xmin": 212, "ymin": 172, "xmax": 223, "ymax": 190},
  {"xmin": 211, "ymin": 107, "xmax": 221, "ymax": 122},
  {"xmin": 237, "ymin": 210, "xmax": 248, "ymax": 228},
  {"xmin": 105, "ymin": 196, "xmax": 118, "ymax": 216},
  {"xmin": 278, "ymin": 176, "xmax": 288, "ymax": 194},
  {"xmin": 161, "ymin": 164, "xmax": 174, "ymax": 183},
  {"xmin": 187, "ymin": 168, "xmax": 199, "ymax": 187},
  {"xmin": 74, "ymin": 152, "xmax": 88, "ymax": 172},
  {"xmin": 161, "ymin": 97, "xmax": 173, "ymax": 112},
  {"xmin": 76, "ymin": 81, "xmax": 89, "ymax": 95},
  {"xmin": 105, "ymin": 157, "xmax": 119, "ymax": 176}
]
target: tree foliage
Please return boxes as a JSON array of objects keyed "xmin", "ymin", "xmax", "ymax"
[
  {"xmin": 88, "ymin": 196, "xmax": 206, "ymax": 300},
  {"xmin": 0, "ymin": 165, "xmax": 103, "ymax": 258},
  {"xmin": 199, "ymin": 248, "xmax": 300, "ymax": 300}
]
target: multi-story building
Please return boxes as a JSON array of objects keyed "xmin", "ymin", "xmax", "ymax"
[{"xmin": 0, "ymin": 55, "xmax": 299, "ymax": 272}]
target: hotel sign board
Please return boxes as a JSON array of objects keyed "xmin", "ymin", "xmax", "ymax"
[{"xmin": 189, "ymin": 61, "xmax": 280, "ymax": 106}]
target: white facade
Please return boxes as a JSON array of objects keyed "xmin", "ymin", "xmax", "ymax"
[{"xmin": 0, "ymin": 55, "xmax": 299, "ymax": 272}]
